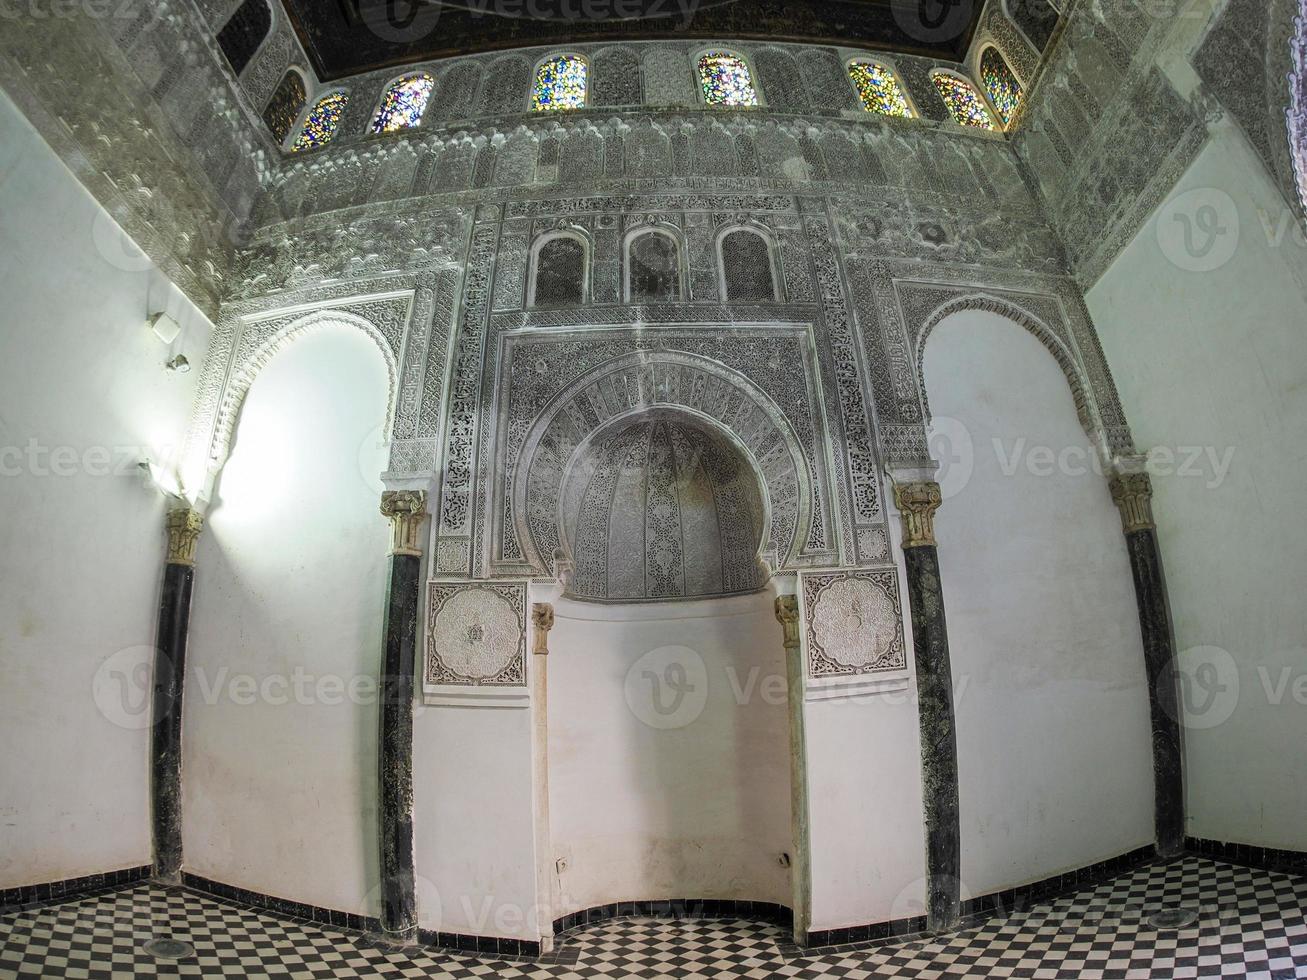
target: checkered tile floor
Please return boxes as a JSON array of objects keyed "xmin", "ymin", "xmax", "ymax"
[{"xmin": 1, "ymin": 857, "xmax": 1304, "ymax": 978}]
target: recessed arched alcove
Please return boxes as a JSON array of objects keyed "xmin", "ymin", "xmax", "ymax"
[
  {"xmin": 559, "ymin": 409, "xmax": 770, "ymax": 602},
  {"xmin": 920, "ymin": 308, "xmax": 1154, "ymax": 899},
  {"xmin": 545, "ymin": 408, "xmax": 791, "ymax": 922}
]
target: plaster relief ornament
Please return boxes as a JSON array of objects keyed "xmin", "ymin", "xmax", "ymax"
[
  {"xmin": 803, "ymin": 570, "xmax": 907, "ymax": 676},
  {"xmin": 426, "ymin": 582, "xmax": 526, "ymax": 686}
]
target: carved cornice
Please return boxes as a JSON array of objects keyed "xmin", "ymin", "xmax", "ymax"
[
  {"xmin": 774, "ymin": 595, "xmax": 801, "ymax": 650},
  {"xmin": 381, "ymin": 490, "xmax": 429, "ymax": 556},
  {"xmin": 165, "ymin": 508, "xmax": 205, "ymax": 566},
  {"xmin": 892, "ymin": 481, "xmax": 943, "ymax": 549},
  {"xmin": 1109, "ymin": 472, "xmax": 1155, "ymax": 535},
  {"xmin": 531, "ymin": 603, "xmax": 555, "ymax": 656}
]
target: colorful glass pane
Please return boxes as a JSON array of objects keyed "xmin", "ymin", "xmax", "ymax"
[
  {"xmin": 932, "ymin": 73, "xmax": 996, "ymax": 130},
  {"xmin": 848, "ymin": 62, "xmax": 913, "ymax": 118},
  {"xmin": 697, "ymin": 52, "xmax": 758, "ymax": 107},
  {"xmin": 980, "ymin": 48, "xmax": 1023, "ymax": 126},
  {"xmin": 290, "ymin": 92, "xmax": 348, "ymax": 151},
  {"xmin": 532, "ymin": 55, "xmax": 588, "ymax": 111},
  {"xmin": 371, "ymin": 74, "xmax": 434, "ymax": 133}
]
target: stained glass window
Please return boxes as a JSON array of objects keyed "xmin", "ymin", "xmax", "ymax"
[
  {"xmin": 697, "ymin": 52, "xmax": 759, "ymax": 107},
  {"xmin": 980, "ymin": 48, "xmax": 1023, "ymax": 126},
  {"xmin": 290, "ymin": 92, "xmax": 348, "ymax": 151},
  {"xmin": 848, "ymin": 62, "xmax": 914, "ymax": 118},
  {"xmin": 532, "ymin": 55, "xmax": 588, "ymax": 111},
  {"xmin": 931, "ymin": 73, "xmax": 996, "ymax": 130},
  {"xmin": 371, "ymin": 74, "xmax": 435, "ymax": 133}
]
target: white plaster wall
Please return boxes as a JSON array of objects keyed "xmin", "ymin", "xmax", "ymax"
[
  {"xmin": 546, "ymin": 590, "xmax": 793, "ymax": 916},
  {"xmin": 1087, "ymin": 122, "xmax": 1307, "ymax": 851},
  {"xmin": 802, "ymin": 543, "xmax": 929, "ymax": 932},
  {"xmin": 183, "ymin": 325, "xmax": 390, "ymax": 915},
  {"xmin": 0, "ymin": 91, "xmax": 212, "ymax": 887},
  {"xmin": 923, "ymin": 310, "xmax": 1154, "ymax": 899},
  {"xmin": 412, "ymin": 697, "xmax": 541, "ymax": 940}
]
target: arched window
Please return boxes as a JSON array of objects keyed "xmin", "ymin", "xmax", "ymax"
[
  {"xmin": 697, "ymin": 51, "xmax": 759, "ymax": 107},
  {"xmin": 290, "ymin": 91, "xmax": 349, "ymax": 152},
  {"xmin": 980, "ymin": 48, "xmax": 1023, "ymax": 126},
  {"xmin": 530, "ymin": 233, "xmax": 589, "ymax": 307},
  {"xmin": 931, "ymin": 72, "xmax": 997, "ymax": 130},
  {"xmin": 216, "ymin": 0, "xmax": 271, "ymax": 75},
  {"xmin": 626, "ymin": 229, "xmax": 683, "ymax": 303},
  {"xmin": 371, "ymin": 74, "xmax": 435, "ymax": 133},
  {"xmin": 263, "ymin": 69, "xmax": 306, "ymax": 144},
  {"xmin": 532, "ymin": 54, "xmax": 589, "ymax": 111},
  {"xmin": 718, "ymin": 228, "xmax": 779, "ymax": 302},
  {"xmin": 848, "ymin": 61, "xmax": 914, "ymax": 118}
]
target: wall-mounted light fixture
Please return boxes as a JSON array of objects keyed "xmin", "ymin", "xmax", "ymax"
[
  {"xmin": 137, "ymin": 458, "xmax": 183, "ymax": 499},
  {"xmin": 165, "ymin": 355, "xmax": 191, "ymax": 374},
  {"xmin": 147, "ymin": 311, "xmax": 182, "ymax": 345}
]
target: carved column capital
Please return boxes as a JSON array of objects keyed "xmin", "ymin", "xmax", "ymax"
[
  {"xmin": 380, "ymin": 491, "xmax": 428, "ymax": 557},
  {"xmin": 1109, "ymin": 472, "xmax": 1155, "ymax": 534},
  {"xmin": 164, "ymin": 508, "xmax": 204, "ymax": 566},
  {"xmin": 531, "ymin": 602, "xmax": 555, "ymax": 656},
  {"xmin": 893, "ymin": 481, "xmax": 943, "ymax": 549},
  {"xmin": 774, "ymin": 595, "xmax": 801, "ymax": 650}
]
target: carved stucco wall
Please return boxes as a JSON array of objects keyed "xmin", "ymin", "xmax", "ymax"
[
  {"xmin": 559, "ymin": 412, "xmax": 770, "ymax": 602},
  {"xmin": 172, "ymin": 43, "xmax": 1142, "ymax": 676}
]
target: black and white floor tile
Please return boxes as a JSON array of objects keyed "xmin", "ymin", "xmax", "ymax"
[{"xmin": 1, "ymin": 857, "xmax": 1304, "ymax": 978}]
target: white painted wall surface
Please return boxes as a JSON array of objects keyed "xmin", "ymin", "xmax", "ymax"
[
  {"xmin": 923, "ymin": 310, "xmax": 1154, "ymax": 899},
  {"xmin": 413, "ymin": 698, "xmax": 541, "ymax": 940},
  {"xmin": 183, "ymin": 325, "xmax": 390, "ymax": 915},
  {"xmin": 803, "ymin": 537, "xmax": 928, "ymax": 932},
  {"xmin": 546, "ymin": 590, "xmax": 793, "ymax": 916},
  {"xmin": 0, "ymin": 91, "xmax": 211, "ymax": 887},
  {"xmin": 1087, "ymin": 122, "xmax": 1307, "ymax": 852}
]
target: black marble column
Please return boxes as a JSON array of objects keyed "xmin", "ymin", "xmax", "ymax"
[
  {"xmin": 152, "ymin": 507, "xmax": 203, "ymax": 880},
  {"xmin": 1111, "ymin": 473, "xmax": 1185, "ymax": 857},
  {"xmin": 378, "ymin": 491, "xmax": 427, "ymax": 938},
  {"xmin": 893, "ymin": 482, "xmax": 960, "ymax": 933}
]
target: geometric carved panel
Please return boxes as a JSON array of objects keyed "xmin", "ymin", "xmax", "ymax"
[
  {"xmin": 801, "ymin": 568, "xmax": 906, "ymax": 677},
  {"xmin": 425, "ymin": 581, "xmax": 526, "ymax": 687}
]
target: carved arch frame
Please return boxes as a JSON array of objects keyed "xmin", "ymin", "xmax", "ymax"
[
  {"xmin": 622, "ymin": 223, "xmax": 688, "ymax": 302},
  {"xmin": 510, "ymin": 350, "xmax": 814, "ymax": 578},
  {"xmin": 528, "ymin": 225, "xmax": 593, "ymax": 307},
  {"xmin": 912, "ymin": 291, "xmax": 1104, "ymax": 447},
  {"xmin": 554, "ymin": 404, "xmax": 775, "ymax": 600},
  {"xmin": 209, "ymin": 308, "xmax": 401, "ymax": 469},
  {"xmin": 714, "ymin": 222, "xmax": 783, "ymax": 302}
]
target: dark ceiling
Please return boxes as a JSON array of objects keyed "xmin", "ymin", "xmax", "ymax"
[{"xmin": 284, "ymin": 0, "xmax": 985, "ymax": 82}]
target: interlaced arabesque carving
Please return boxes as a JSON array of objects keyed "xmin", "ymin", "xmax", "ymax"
[
  {"xmin": 425, "ymin": 581, "xmax": 526, "ymax": 687},
  {"xmin": 562, "ymin": 413, "xmax": 770, "ymax": 602}
]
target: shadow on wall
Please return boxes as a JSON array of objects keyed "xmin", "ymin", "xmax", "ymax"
[{"xmin": 546, "ymin": 586, "xmax": 794, "ymax": 916}]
